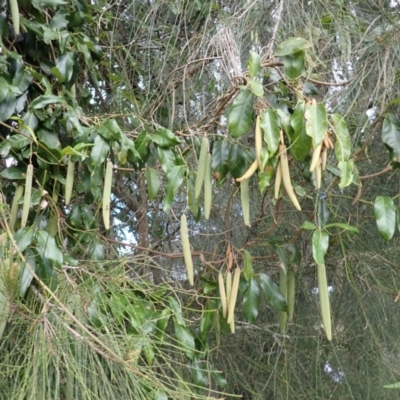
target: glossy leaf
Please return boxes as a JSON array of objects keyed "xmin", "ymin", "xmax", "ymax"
[
  {"xmin": 305, "ymin": 101, "xmax": 328, "ymax": 146},
  {"xmin": 243, "ymin": 250, "xmax": 253, "ymax": 281},
  {"xmin": 248, "ymin": 50, "xmax": 261, "ymax": 78},
  {"xmin": 261, "ymin": 108, "xmax": 280, "ymax": 155},
  {"xmin": 276, "ymin": 107, "xmax": 294, "ymax": 138},
  {"xmin": 243, "ymin": 277, "xmax": 260, "ymax": 323},
  {"xmin": 324, "ymin": 223, "xmax": 359, "ymax": 233},
  {"xmin": 51, "ymin": 52, "xmax": 74, "ymax": 83},
  {"xmin": 374, "ymin": 196, "xmax": 396, "ymax": 241},
  {"xmin": 228, "ymin": 86, "xmax": 254, "ymax": 138},
  {"xmin": 290, "ymin": 101, "xmax": 312, "ymax": 161},
  {"xmin": 301, "ymin": 221, "xmax": 317, "ymax": 230},
  {"xmin": 152, "ymin": 127, "xmax": 181, "ymax": 147},
  {"xmin": 0, "ymin": 167, "xmax": 25, "ymax": 179},
  {"xmin": 275, "ymin": 37, "xmax": 311, "ymax": 56},
  {"xmin": 338, "ymin": 160, "xmax": 354, "ymax": 189},
  {"xmin": 146, "ymin": 167, "xmax": 160, "ymax": 200},
  {"xmin": 14, "ymin": 227, "xmax": 34, "ymax": 252},
  {"xmin": 20, "ymin": 249, "xmax": 36, "ymax": 296},
  {"xmin": 30, "ymin": 94, "xmax": 66, "ymax": 109},
  {"xmin": 382, "ymin": 113, "xmax": 400, "ymax": 166},
  {"xmin": 200, "ymin": 302, "xmax": 215, "ymax": 339},
  {"xmin": 0, "ymin": 92, "xmax": 17, "ymax": 122},
  {"xmin": 90, "ymin": 135, "xmax": 110, "ymax": 168},
  {"xmin": 258, "ymin": 273, "xmax": 287, "ymax": 312},
  {"xmin": 317, "ymin": 198, "xmax": 330, "ymax": 228},
  {"xmin": 312, "ymin": 230, "xmax": 329, "ymax": 266},
  {"xmin": 248, "ymin": 80, "xmax": 264, "ymax": 97},
  {"xmin": 227, "ymin": 143, "xmax": 247, "ymax": 178},
  {"xmin": 135, "ymin": 130, "xmax": 151, "ymax": 158},
  {"xmin": 163, "ymin": 165, "xmax": 185, "ymax": 212},
  {"xmin": 211, "ymin": 139, "xmax": 230, "ymax": 184},
  {"xmin": 331, "ymin": 113, "xmax": 351, "ymax": 161},
  {"xmin": 284, "ymin": 51, "xmax": 305, "ymax": 80},
  {"xmin": 36, "ymin": 230, "xmax": 63, "ymax": 267},
  {"xmin": 174, "ymin": 322, "xmax": 196, "ymax": 360}
]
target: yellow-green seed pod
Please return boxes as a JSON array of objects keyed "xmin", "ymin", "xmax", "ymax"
[
  {"xmin": 102, "ymin": 161, "xmax": 113, "ymax": 230},
  {"xmin": 279, "ymin": 269, "xmax": 287, "ymax": 333},
  {"xmin": 227, "ymin": 267, "xmax": 241, "ymax": 324},
  {"xmin": 287, "ymin": 270, "xmax": 295, "ymax": 322},
  {"xmin": 9, "ymin": 0, "xmax": 20, "ymax": 36},
  {"xmin": 240, "ymin": 179, "xmax": 250, "ymax": 226},
  {"xmin": 65, "ymin": 159, "xmax": 75, "ymax": 205},
  {"xmin": 194, "ymin": 137, "xmax": 209, "ymax": 199},
  {"xmin": 318, "ymin": 263, "xmax": 332, "ymax": 341},
  {"xmin": 10, "ymin": 185, "xmax": 24, "ymax": 231},
  {"xmin": 180, "ymin": 214, "xmax": 194, "ymax": 286},
  {"xmin": 21, "ymin": 164, "xmax": 33, "ymax": 228},
  {"xmin": 218, "ymin": 271, "xmax": 227, "ymax": 318},
  {"xmin": 204, "ymin": 153, "xmax": 212, "ymax": 219}
]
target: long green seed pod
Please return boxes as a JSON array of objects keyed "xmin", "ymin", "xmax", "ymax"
[
  {"xmin": 65, "ymin": 159, "xmax": 75, "ymax": 206},
  {"xmin": 279, "ymin": 144, "xmax": 301, "ymax": 211},
  {"xmin": 102, "ymin": 161, "xmax": 113, "ymax": 230},
  {"xmin": 226, "ymin": 271, "xmax": 232, "ymax": 311},
  {"xmin": 287, "ymin": 270, "xmax": 295, "ymax": 322},
  {"xmin": 9, "ymin": 0, "xmax": 20, "ymax": 36},
  {"xmin": 10, "ymin": 185, "xmax": 24, "ymax": 231},
  {"xmin": 227, "ymin": 267, "xmax": 241, "ymax": 324},
  {"xmin": 218, "ymin": 272, "xmax": 227, "ymax": 318},
  {"xmin": 204, "ymin": 153, "xmax": 212, "ymax": 219},
  {"xmin": 180, "ymin": 214, "xmax": 194, "ymax": 286},
  {"xmin": 194, "ymin": 137, "xmax": 209, "ymax": 199},
  {"xmin": 21, "ymin": 164, "xmax": 33, "ymax": 228},
  {"xmin": 240, "ymin": 179, "xmax": 250, "ymax": 226},
  {"xmin": 318, "ymin": 263, "xmax": 332, "ymax": 341}
]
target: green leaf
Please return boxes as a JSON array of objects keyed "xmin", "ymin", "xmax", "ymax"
[
  {"xmin": 0, "ymin": 92, "xmax": 17, "ymax": 122},
  {"xmin": 228, "ymin": 86, "xmax": 254, "ymax": 138},
  {"xmin": 211, "ymin": 139, "xmax": 230, "ymax": 184},
  {"xmin": 20, "ymin": 249, "xmax": 36, "ymax": 296},
  {"xmin": 7, "ymin": 134, "xmax": 30, "ymax": 150},
  {"xmin": 338, "ymin": 160, "xmax": 354, "ymax": 189},
  {"xmin": 284, "ymin": 51, "xmax": 305, "ymax": 80},
  {"xmin": 174, "ymin": 322, "xmax": 196, "ymax": 360},
  {"xmin": 317, "ymin": 198, "xmax": 330, "ymax": 228},
  {"xmin": 243, "ymin": 277, "xmax": 260, "ymax": 323},
  {"xmin": 301, "ymin": 221, "xmax": 317, "ymax": 230},
  {"xmin": 36, "ymin": 230, "xmax": 63, "ymax": 267},
  {"xmin": 227, "ymin": 143, "xmax": 247, "ymax": 179},
  {"xmin": 275, "ymin": 37, "xmax": 311, "ymax": 56},
  {"xmin": 289, "ymin": 101, "xmax": 312, "ymax": 161},
  {"xmin": 157, "ymin": 147, "xmax": 176, "ymax": 174},
  {"xmin": 151, "ymin": 127, "xmax": 181, "ymax": 147},
  {"xmin": 135, "ymin": 130, "xmax": 151, "ymax": 159},
  {"xmin": 156, "ymin": 308, "xmax": 171, "ymax": 340},
  {"xmin": 261, "ymin": 108, "xmax": 280, "ymax": 155},
  {"xmin": 168, "ymin": 296, "xmax": 186, "ymax": 326},
  {"xmin": 382, "ymin": 113, "xmax": 400, "ymax": 166},
  {"xmin": 30, "ymin": 94, "xmax": 66, "ymax": 109},
  {"xmin": 90, "ymin": 135, "xmax": 110, "ymax": 168},
  {"xmin": 98, "ymin": 119, "xmax": 123, "ymax": 141},
  {"xmin": 331, "ymin": 114, "xmax": 351, "ymax": 161},
  {"xmin": 258, "ymin": 273, "xmax": 287, "ymax": 312},
  {"xmin": 146, "ymin": 167, "xmax": 160, "ymax": 200},
  {"xmin": 312, "ymin": 230, "xmax": 329, "ymax": 266},
  {"xmin": 37, "ymin": 129, "xmax": 62, "ymax": 150},
  {"xmin": 248, "ymin": 80, "xmax": 264, "ymax": 97},
  {"xmin": 248, "ymin": 50, "xmax": 261, "ymax": 78},
  {"xmin": 14, "ymin": 227, "xmax": 34, "ymax": 252},
  {"xmin": 51, "ymin": 53, "xmax": 74, "ymax": 83},
  {"xmin": 305, "ymin": 101, "xmax": 328, "ymax": 146},
  {"xmin": 0, "ymin": 77, "xmax": 10, "ymax": 102},
  {"xmin": 383, "ymin": 382, "xmax": 400, "ymax": 389},
  {"xmin": 200, "ymin": 302, "xmax": 215, "ymax": 339},
  {"xmin": 324, "ymin": 223, "xmax": 359, "ymax": 233},
  {"xmin": 163, "ymin": 165, "xmax": 185, "ymax": 212},
  {"xmin": 276, "ymin": 106, "xmax": 294, "ymax": 138},
  {"xmin": 374, "ymin": 196, "xmax": 396, "ymax": 241},
  {"xmin": 243, "ymin": 250, "xmax": 253, "ymax": 281},
  {"xmin": 0, "ymin": 167, "xmax": 25, "ymax": 179}
]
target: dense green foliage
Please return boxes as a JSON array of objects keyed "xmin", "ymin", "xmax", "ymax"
[{"xmin": 1, "ymin": 0, "xmax": 400, "ymax": 399}]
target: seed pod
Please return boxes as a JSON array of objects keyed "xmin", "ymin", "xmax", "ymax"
[
  {"xmin": 10, "ymin": 185, "xmax": 24, "ymax": 231},
  {"xmin": 180, "ymin": 214, "xmax": 194, "ymax": 286},
  {"xmin": 204, "ymin": 153, "xmax": 212, "ymax": 219},
  {"xmin": 226, "ymin": 271, "xmax": 232, "ymax": 310},
  {"xmin": 287, "ymin": 270, "xmax": 295, "ymax": 322},
  {"xmin": 229, "ymin": 317, "xmax": 235, "ymax": 334},
  {"xmin": 240, "ymin": 179, "xmax": 250, "ymax": 226},
  {"xmin": 274, "ymin": 161, "xmax": 282, "ymax": 200},
  {"xmin": 9, "ymin": 0, "xmax": 20, "ymax": 36},
  {"xmin": 255, "ymin": 114, "xmax": 262, "ymax": 168},
  {"xmin": 279, "ymin": 144, "xmax": 301, "ymax": 211},
  {"xmin": 194, "ymin": 137, "xmax": 209, "ymax": 199},
  {"xmin": 227, "ymin": 267, "xmax": 241, "ymax": 324},
  {"xmin": 236, "ymin": 159, "xmax": 258, "ymax": 182},
  {"xmin": 102, "ymin": 161, "xmax": 113, "ymax": 230},
  {"xmin": 21, "ymin": 164, "xmax": 33, "ymax": 228},
  {"xmin": 218, "ymin": 272, "xmax": 228, "ymax": 318},
  {"xmin": 65, "ymin": 159, "xmax": 75, "ymax": 206},
  {"xmin": 310, "ymin": 143, "xmax": 322, "ymax": 172},
  {"xmin": 318, "ymin": 263, "xmax": 332, "ymax": 341},
  {"xmin": 279, "ymin": 269, "xmax": 287, "ymax": 333}
]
